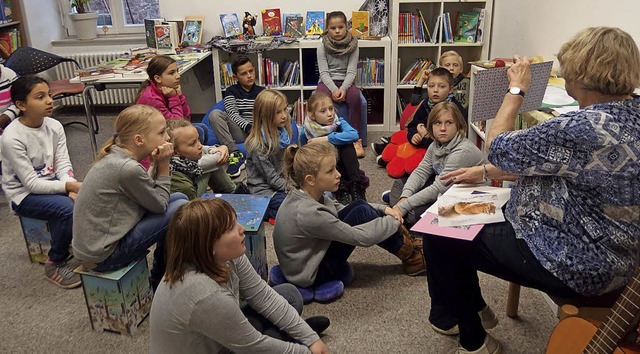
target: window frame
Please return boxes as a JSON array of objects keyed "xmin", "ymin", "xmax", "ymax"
[{"xmin": 61, "ymin": 0, "xmax": 155, "ymax": 36}]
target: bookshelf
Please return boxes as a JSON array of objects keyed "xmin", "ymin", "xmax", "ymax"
[
  {"xmin": 390, "ymin": 0, "xmax": 493, "ymax": 128},
  {"xmin": 0, "ymin": 0, "xmax": 26, "ymax": 59},
  {"xmin": 211, "ymin": 36, "xmax": 393, "ymax": 131}
]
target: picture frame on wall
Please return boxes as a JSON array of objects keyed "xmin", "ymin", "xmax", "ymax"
[{"xmin": 183, "ymin": 16, "xmax": 204, "ymax": 45}]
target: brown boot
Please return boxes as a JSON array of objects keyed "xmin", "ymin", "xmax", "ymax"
[
  {"xmin": 354, "ymin": 139, "xmax": 365, "ymax": 158},
  {"xmin": 393, "ymin": 226, "xmax": 426, "ymax": 276}
]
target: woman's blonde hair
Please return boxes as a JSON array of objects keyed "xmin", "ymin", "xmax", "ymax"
[
  {"xmin": 426, "ymin": 102, "xmax": 467, "ymax": 139},
  {"xmin": 96, "ymin": 105, "xmax": 162, "ymax": 161},
  {"xmin": 164, "ymin": 198, "xmax": 237, "ymax": 287},
  {"xmin": 283, "ymin": 142, "xmax": 337, "ymax": 189},
  {"xmin": 557, "ymin": 27, "xmax": 640, "ymax": 96},
  {"xmin": 135, "ymin": 55, "xmax": 177, "ymax": 101},
  {"xmin": 245, "ymin": 89, "xmax": 292, "ymax": 155}
]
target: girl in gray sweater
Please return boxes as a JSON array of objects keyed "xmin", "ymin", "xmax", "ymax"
[
  {"xmin": 273, "ymin": 143, "xmax": 426, "ymax": 294},
  {"xmin": 388, "ymin": 102, "xmax": 484, "ymax": 226},
  {"xmin": 150, "ymin": 198, "xmax": 329, "ymax": 354}
]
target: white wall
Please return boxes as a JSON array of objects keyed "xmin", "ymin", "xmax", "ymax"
[{"xmin": 491, "ymin": 0, "xmax": 640, "ymax": 66}]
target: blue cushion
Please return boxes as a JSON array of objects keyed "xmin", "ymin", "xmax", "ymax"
[
  {"xmin": 201, "ymin": 101, "xmax": 248, "ymax": 156},
  {"xmin": 268, "ymin": 265, "xmax": 343, "ymax": 303}
]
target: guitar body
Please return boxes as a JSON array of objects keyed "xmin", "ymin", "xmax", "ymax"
[{"xmin": 546, "ymin": 317, "xmax": 640, "ymax": 354}]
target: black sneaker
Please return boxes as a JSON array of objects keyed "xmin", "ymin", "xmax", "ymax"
[
  {"xmin": 234, "ymin": 182, "xmax": 250, "ymax": 194},
  {"xmin": 334, "ymin": 187, "xmax": 351, "ymax": 205},
  {"xmin": 380, "ymin": 135, "xmax": 391, "ymax": 144},
  {"xmin": 371, "ymin": 142, "xmax": 386, "ymax": 156},
  {"xmin": 350, "ymin": 181, "xmax": 367, "ymax": 201},
  {"xmin": 305, "ymin": 316, "xmax": 330, "ymax": 334},
  {"xmin": 376, "ymin": 155, "xmax": 387, "ymax": 167}
]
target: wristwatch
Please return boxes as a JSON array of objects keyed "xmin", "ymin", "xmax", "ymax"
[{"xmin": 508, "ymin": 86, "xmax": 525, "ymax": 98}]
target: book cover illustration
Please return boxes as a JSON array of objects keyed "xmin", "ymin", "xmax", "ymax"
[
  {"xmin": 306, "ymin": 11, "xmax": 325, "ymax": 35},
  {"xmin": 183, "ymin": 17, "xmax": 204, "ymax": 46},
  {"xmin": 411, "ymin": 212, "xmax": 484, "ymax": 241},
  {"xmin": 470, "ymin": 61, "xmax": 553, "ymax": 122},
  {"xmin": 454, "ymin": 11, "xmax": 480, "ymax": 43},
  {"xmin": 351, "ymin": 11, "xmax": 369, "ymax": 37},
  {"xmin": 282, "ymin": 13, "xmax": 301, "ymax": 33},
  {"xmin": 437, "ymin": 192, "xmax": 503, "ymax": 227},
  {"xmin": 261, "ymin": 8, "xmax": 282, "ymax": 36},
  {"xmin": 144, "ymin": 18, "xmax": 164, "ymax": 49},
  {"xmin": 220, "ymin": 13, "xmax": 242, "ymax": 37},
  {"xmin": 154, "ymin": 24, "xmax": 177, "ymax": 54},
  {"xmin": 165, "ymin": 20, "xmax": 185, "ymax": 43},
  {"xmin": 284, "ymin": 16, "xmax": 304, "ymax": 38}
]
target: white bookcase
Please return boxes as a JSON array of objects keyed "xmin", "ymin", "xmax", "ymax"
[
  {"xmin": 390, "ymin": 0, "xmax": 494, "ymax": 128},
  {"xmin": 211, "ymin": 37, "xmax": 393, "ymax": 131}
]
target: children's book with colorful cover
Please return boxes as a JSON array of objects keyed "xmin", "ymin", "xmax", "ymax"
[
  {"xmin": 261, "ymin": 8, "xmax": 282, "ymax": 36},
  {"xmin": 183, "ymin": 17, "xmax": 204, "ymax": 46},
  {"xmin": 305, "ymin": 11, "xmax": 325, "ymax": 35},
  {"xmin": 284, "ymin": 16, "xmax": 304, "ymax": 38},
  {"xmin": 144, "ymin": 18, "xmax": 165, "ymax": 49},
  {"xmin": 282, "ymin": 13, "xmax": 301, "ymax": 33},
  {"xmin": 154, "ymin": 23, "xmax": 179, "ymax": 55},
  {"xmin": 351, "ymin": 11, "xmax": 369, "ymax": 37},
  {"xmin": 454, "ymin": 11, "xmax": 480, "ymax": 43},
  {"xmin": 76, "ymin": 65, "xmax": 116, "ymax": 82},
  {"xmin": 219, "ymin": 13, "xmax": 242, "ymax": 37},
  {"xmin": 165, "ymin": 20, "xmax": 185, "ymax": 43}
]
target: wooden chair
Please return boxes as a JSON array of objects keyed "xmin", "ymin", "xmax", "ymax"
[
  {"xmin": 506, "ymin": 282, "xmax": 623, "ymax": 322},
  {"xmin": 4, "ymin": 46, "xmax": 99, "ymax": 133}
]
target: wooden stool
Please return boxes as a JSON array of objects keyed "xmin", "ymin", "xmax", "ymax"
[
  {"xmin": 17, "ymin": 215, "xmax": 52, "ymax": 264},
  {"xmin": 506, "ymin": 282, "xmax": 621, "ymax": 321},
  {"xmin": 75, "ymin": 256, "xmax": 153, "ymax": 336}
]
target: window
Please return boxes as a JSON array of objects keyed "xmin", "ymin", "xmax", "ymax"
[{"xmin": 67, "ymin": 0, "xmax": 160, "ymax": 35}]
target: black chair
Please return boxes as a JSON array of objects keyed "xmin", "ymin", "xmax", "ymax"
[{"xmin": 4, "ymin": 46, "xmax": 99, "ymax": 133}]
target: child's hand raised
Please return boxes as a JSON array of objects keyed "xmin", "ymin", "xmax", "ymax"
[{"xmin": 160, "ymin": 85, "xmax": 178, "ymax": 98}]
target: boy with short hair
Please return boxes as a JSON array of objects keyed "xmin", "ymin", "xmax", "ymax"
[{"xmin": 208, "ymin": 55, "xmax": 265, "ymax": 178}]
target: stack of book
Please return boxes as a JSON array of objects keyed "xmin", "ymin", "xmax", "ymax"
[
  {"xmin": 356, "ymin": 58, "xmax": 384, "ymax": 86},
  {"xmin": 76, "ymin": 65, "xmax": 116, "ymax": 82},
  {"xmin": 279, "ymin": 59, "xmax": 299, "ymax": 87},
  {"xmin": 399, "ymin": 58, "xmax": 435, "ymax": 85}
]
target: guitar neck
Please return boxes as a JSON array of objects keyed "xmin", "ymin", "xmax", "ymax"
[{"xmin": 585, "ymin": 269, "xmax": 640, "ymax": 354}]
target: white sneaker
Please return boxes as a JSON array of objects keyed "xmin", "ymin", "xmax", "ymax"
[
  {"xmin": 452, "ymin": 333, "xmax": 501, "ymax": 354},
  {"xmin": 431, "ymin": 306, "xmax": 498, "ymax": 336}
]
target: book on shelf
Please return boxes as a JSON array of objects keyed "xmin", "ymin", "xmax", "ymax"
[
  {"xmin": 183, "ymin": 17, "xmax": 204, "ymax": 46},
  {"xmin": 454, "ymin": 11, "xmax": 480, "ymax": 43},
  {"xmin": 442, "ymin": 12, "xmax": 453, "ymax": 44},
  {"xmin": 356, "ymin": 58, "xmax": 384, "ymax": 86},
  {"xmin": 282, "ymin": 13, "xmax": 301, "ymax": 33},
  {"xmin": 351, "ymin": 11, "xmax": 370, "ymax": 37},
  {"xmin": 144, "ymin": 18, "xmax": 165, "ymax": 49},
  {"xmin": 430, "ymin": 15, "xmax": 441, "ymax": 44},
  {"xmin": 165, "ymin": 20, "xmax": 185, "ymax": 44},
  {"xmin": 284, "ymin": 16, "xmax": 304, "ymax": 38},
  {"xmin": 400, "ymin": 58, "xmax": 435, "ymax": 85},
  {"xmin": 261, "ymin": 8, "xmax": 282, "ymax": 36},
  {"xmin": 473, "ymin": 7, "xmax": 486, "ymax": 44},
  {"xmin": 154, "ymin": 22, "xmax": 180, "ymax": 55},
  {"xmin": 305, "ymin": 11, "xmax": 325, "ymax": 35},
  {"xmin": 1, "ymin": 0, "xmax": 12, "ymax": 24},
  {"xmin": 219, "ymin": 62, "xmax": 237, "ymax": 88},
  {"xmin": 76, "ymin": 65, "xmax": 116, "ymax": 82},
  {"xmin": 416, "ymin": 9, "xmax": 431, "ymax": 43},
  {"xmin": 219, "ymin": 13, "xmax": 242, "ymax": 37}
]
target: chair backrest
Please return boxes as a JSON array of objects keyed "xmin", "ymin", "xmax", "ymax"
[{"xmin": 4, "ymin": 46, "xmax": 81, "ymax": 76}]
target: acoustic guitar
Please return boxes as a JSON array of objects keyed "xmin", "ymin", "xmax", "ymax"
[{"xmin": 546, "ymin": 269, "xmax": 640, "ymax": 354}]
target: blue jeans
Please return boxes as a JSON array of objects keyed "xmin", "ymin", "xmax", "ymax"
[
  {"xmin": 314, "ymin": 199, "xmax": 404, "ymax": 285},
  {"xmin": 13, "ymin": 193, "xmax": 74, "ymax": 263},
  {"xmin": 266, "ymin": 191, "xmax": 287, "ymax": 221},
  {"xmin": 94, "ymin": 193, "xmax": 189, "ymax": 282}
]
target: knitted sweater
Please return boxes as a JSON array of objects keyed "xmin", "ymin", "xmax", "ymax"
[
  {"xmin": 223, "ymin": 84, "xmax": 265, "ymax": 132},
  {"xmin": 316, "ymin": 45, "xmax": 359, "ymax": 92},
  {"xmin": 274, "ymin": 189, "xmax": 400, "ymax": 287},
  {"xmin": 150, "ymin": 255, "xmax": 318, "ymax": 354},
  {"xmin": 72, "ymin": 146, "xmax": 171, "ymax": 263}
]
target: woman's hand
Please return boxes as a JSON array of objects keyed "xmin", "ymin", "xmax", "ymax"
[
  {"xmin": 508, "ymin": 55, "xmax": 532, "ymax": 92},
  {"xmin": 160, "ymin": 85, "xmax": 178, "ymax": 98},
  {"xmin": 211, "ymin": 145, "xmax": 229, "ymax": 164},
  {"xmin": 309, "ymin": 339, "xmax": 330, "ymax": 354},
  {"xmin": 385, "ymin": 206, "xmax": 404, "ymax": 223},
  {"xmin": 440, "ymin": 166, "xmax": 484, "ymax": 186},
  {"xmin": 332, "ymin": 88, "xmax": 346, "ymax": 102},
  {"xmin": 308, "ymin": 136, "xmax": 329, "ymax": 144}
]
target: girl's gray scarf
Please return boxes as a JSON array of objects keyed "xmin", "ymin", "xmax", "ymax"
[{"xmin": 322, "ymin": 32, "xmax": 358, "ymax": 57}]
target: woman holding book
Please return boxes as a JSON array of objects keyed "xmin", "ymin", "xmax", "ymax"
[{"xmin": 420, "ymin": 27, "xmax": 640, "ymax": 354}]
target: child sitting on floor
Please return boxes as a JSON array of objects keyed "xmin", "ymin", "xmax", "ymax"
[
  {"xmin": 166, "ymin": 120, "xmax": 248, "ymax": 200},
  {"xmin": 301, "ymin": 92, "xmax": 368, "ymax": 204}
]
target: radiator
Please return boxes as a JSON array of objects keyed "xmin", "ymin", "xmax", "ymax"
[{"xmin": 54, "ymin": 52, "xmax": 138, "ymax": 106}]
